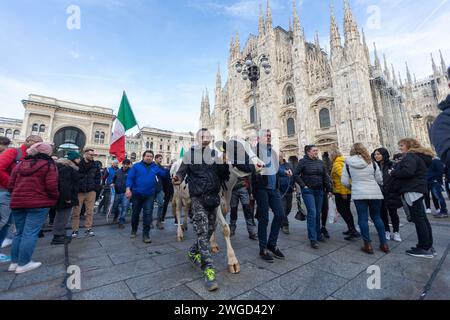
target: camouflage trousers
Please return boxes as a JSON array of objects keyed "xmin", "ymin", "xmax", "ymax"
[{"xmin": 189, "ymin": 197, "xmax": 218, "ymax": 270}]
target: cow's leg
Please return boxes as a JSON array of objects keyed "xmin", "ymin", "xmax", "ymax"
[
  {"xmin": 210, "ymin": 230, "xmax": 220, "ymax": 253},
  {"xmin": 216, "ymin": 206, "xmax": 240, "ymax": 274},
  {"xmin": 182, "ymin": 200, "xmax": 189, "ymax": 232},
  {"xmin": 175, "ymin": 195, "xmax": 184, "ymax": 242}
]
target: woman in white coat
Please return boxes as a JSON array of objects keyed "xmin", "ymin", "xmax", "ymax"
[{"xmin": 341, "ymin": 143, "xmax": 389, "ymax": 255}]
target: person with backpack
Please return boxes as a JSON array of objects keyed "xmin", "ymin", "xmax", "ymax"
[
  {"xmin": 7, "ymin": 143, "xmax": 58, "ymax": 274},
  {"xmin": 0, "ymin": 135, "xmax": 42, "ymax": 264},
  {"xmin": 51, "ymin": 151, "xmax": 80, "ymax": 245},
  {"xmin": 372, "ymin": 148, "xmax": 403, "ymax": 242},
  {"xmin": 112, "ymin": 159, "xmax": 132, "ymax": 228},
  {"xmin": 330, "ymin": 150, "xmax": 360, "ymax": 241},
  {"xmin": 341, "ymin": 143, "xmax": 389, "ymax": 255}
]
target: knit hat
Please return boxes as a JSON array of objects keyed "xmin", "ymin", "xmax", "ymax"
[
  {"xmin": 67, "ymin": 150, "xmax": 81, "ymax": 161},
  {"xmin": 27, "ymin": 142, "xmax": 54, "ymax": 157}
]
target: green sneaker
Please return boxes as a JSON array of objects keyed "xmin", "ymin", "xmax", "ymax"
[
  {"xmin": 187, "ymin": 251, "xmax": 201, "ymax": 270},
  {"xmin": 204, "ymin": 267, "xmax": 219, "ymax": 292}
]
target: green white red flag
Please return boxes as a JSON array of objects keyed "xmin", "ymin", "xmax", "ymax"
[{"xmin": 109, "ymin": 92, "xmax": 138, "ymax": 162}]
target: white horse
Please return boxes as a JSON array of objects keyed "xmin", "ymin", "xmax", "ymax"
[{"xmin": 170, "ymin": 160, "xmax": 191, "ymax": 242}]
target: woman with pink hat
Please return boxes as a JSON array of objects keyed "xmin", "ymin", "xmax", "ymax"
[{"xmin": 6, "ymin": 142, "xmax": 59, "ymax": 274}]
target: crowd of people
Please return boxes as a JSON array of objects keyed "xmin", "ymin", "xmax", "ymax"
[
  {"xmin": 0, "ymin": 67, "xmax": 449, "ymax": 292},
  {"xmin": 0, "ymin": 129, "xmax": 448, "ymax": 291}
]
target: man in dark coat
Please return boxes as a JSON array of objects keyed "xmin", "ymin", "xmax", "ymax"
[
  {"xmin": 430, "ymin": 66, "xmax": 450, "ymax": 168},
  {"xmin": 51, "ymin": 151, "xmax": 80, "ymax": 245},
  {"xmin": 71, "ymin": 149, "xmax": 101, "ymax": 238}
]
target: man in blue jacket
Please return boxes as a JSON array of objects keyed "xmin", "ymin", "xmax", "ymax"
[{"xmin": 126, "ymin": 151, "xmax": 168, "ymax": 243}]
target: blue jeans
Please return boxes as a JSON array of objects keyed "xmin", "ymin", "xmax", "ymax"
[
  {"xmin": 0, "ymin": 191, "xmax": 12, "ymax": 245},
  {"xmin": 302, "ymin": 188, "xmax": 324, "ymax": 242},
  {"xmin": 113, "ymin": 193, "xmax": 131, "ymax": 225},
  {"xmin": 430, "ymin": 182, "xmax": 448, "ymax": 214},
  {"xmin": 155, "ymin": 190, "xmax": 164, "ymax": 220},
  {"xmin": 131, "ymin": 193, "xmax": 155, "ymax": 237},
  {"xmin": 255, "ymin": 189, "xmax": 284, "ymax": 251},
  {"xmin": 354, "ymin": 200, "xmax": 386, "ymax": 245},
  {"xmin": 11, "ymin": 208, "xmax": 49, "ymax": 266}
]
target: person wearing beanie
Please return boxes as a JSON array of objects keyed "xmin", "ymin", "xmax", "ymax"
[
  {"xmin": 51, "ymin": 151, "xmax": 81, "ymax": 245},
  {"xmin": 6, "ymin": 142, "xmax": 58, "ymax": 274},
  {"xmin": 0, "ymin": 137, "xmax": 11, "ymax": 155},
  {"xmin": 0, "ymin": 135, "xmax": 43, "ymax": 265}
]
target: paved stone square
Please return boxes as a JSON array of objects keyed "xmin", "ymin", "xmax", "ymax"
[{"xmin": 0, "ymin": 203, "xmax": 449, "ymax": 300}]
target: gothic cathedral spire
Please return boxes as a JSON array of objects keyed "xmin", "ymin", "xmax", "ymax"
[
  {"xmin": 258, "ymin": 1, "xmax": 265, "ymax": 37},
  {"xmin": 373, "ymin": 43, "xmax": 381, "ymax": 70},
  {"xmin": 293, "ymin": 0, "xmax": 301, "ymax": 38},
  {"xmin": 343, "ymin": 0, "xmax": 360, "ymax": 44},
  {"xmin": 439, "ymin": 49, "xmax": 447, "ymax": 75},
  {"xmin": 330, "ymin": 1, "xmax": 342, "ymax": 56}
]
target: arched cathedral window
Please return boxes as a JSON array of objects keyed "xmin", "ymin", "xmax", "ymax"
[
  {"xmin": 225, "ymin": 111, "xmax": 230, "ymax": 127},
  {"xmin": 287, "ymin": 118, "xmax": 296, "ymax": 137},
  {"xmin": 284, "ymin": 86, "xmax": 295, "ymax": 105},
  {"xmin": 250, "ymin": 106, "xmax": 257, "ymax": 125},
  {"xmin": 319, "ymin": 108, "xmax": 331, "ymax": 129},
  {"xmin": 32, "ymin": 124, "xmax": 39, "ymax": 135}
]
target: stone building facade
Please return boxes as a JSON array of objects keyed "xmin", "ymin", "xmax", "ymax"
[
  {"xmin": 1, "ymin": 94, "xmax": 194, "ymax": 166},
  {"xmin": 200, "ymin": 1, "xmax": 449, "ymax": 164}
]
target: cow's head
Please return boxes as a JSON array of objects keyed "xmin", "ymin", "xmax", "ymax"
[{"xmin": 215, "ymin": 137, "xmax": 265, "ymax": 172}]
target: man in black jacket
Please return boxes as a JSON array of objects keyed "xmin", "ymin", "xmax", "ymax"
[
  {"xmin": 431, "ymin": 66, "xmax": 450, "ymax": 168},
  {"xmin": 173, "ymin": 128, "xmax": 229, "ymax": 292},
  {"xmin": 112, "ymin": 159, "xmax": 132, "ymax": 228},
  {"xmin": 71, "ymin": 149, "xmax": 101, "ymax": 238}
]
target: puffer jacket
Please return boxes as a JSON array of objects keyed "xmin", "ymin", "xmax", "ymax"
[
  {"xmin": 56, "ymin": 158, "xmax": 80, "ymax": 210},
  {"xmin": 78, "ymin": 159, "xmax": 101, "ymax": 193},
  {"xmin": 341, "ymin": 155, "xmax": 383, "ymax": 200},
  {"xmin": 8, "ymin": 154, "xmax": 59, "ymax": 209},
  {"xmin": 331, "ymin": 156, "xmax": 351, "ymax": 195},
  {"xmin": 389, "ymin": 148, "xmax": 434, "ymax": 195},
  {"xmin": 294, "ymin": 155, "xmax": 332, "ymax": 192}
]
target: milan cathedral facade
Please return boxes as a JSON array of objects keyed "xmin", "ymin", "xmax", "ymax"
[{"xmin": 200, "ymin": 1, "xmax": 449, "ymax": 163}]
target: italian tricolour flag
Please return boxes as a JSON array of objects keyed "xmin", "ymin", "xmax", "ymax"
[{"xmin": 109, "ymin": 92, "xmax": 138, "ymax": 162}]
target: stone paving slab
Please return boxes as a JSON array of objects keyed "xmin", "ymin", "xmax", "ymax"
[
  {"xmin": 126, "ymin": 263, "xmax": 203, "ymax": 299},
  {"xmin": 143, "ymin": 285, "xmax": 202, "ymax": 300},
  {"xmin": 185, "ymin": 262, "xmax": 279, "ymax": 300},
  {"xmin": 0, "ymin": 203, "xmax": 449, "ymax": 300},
  {"xmin": 72, "ymin": 281, "xmax": 136, "ymax": 300},
  {"xmin": 332, "ymin": 271, "xmax": 426, "ymax": 300},
  {"xmin": 254, "ymin": 265, "xmax": 349, "ymax": 300}
]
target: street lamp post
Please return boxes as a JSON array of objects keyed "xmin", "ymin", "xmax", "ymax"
[{"xmin": 235, "ymin": 53, "xmax": 272, "ymax": 131}]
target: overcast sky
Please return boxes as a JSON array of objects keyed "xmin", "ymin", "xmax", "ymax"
[{"xmin": 0, "ymin": 0, "xmax": 448, "ymax": 132}]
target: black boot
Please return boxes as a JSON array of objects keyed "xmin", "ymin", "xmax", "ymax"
[
  {"xmin": 321, "ymin": 227, "xmax": 330, "ymax": 239},
  {"xmin": 230, "ymin": 220, "xmax": 237, "ymax": 237},
  {"xmin": 38, "ymin": 230, "xmax": 45, "ymax": 238}
]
